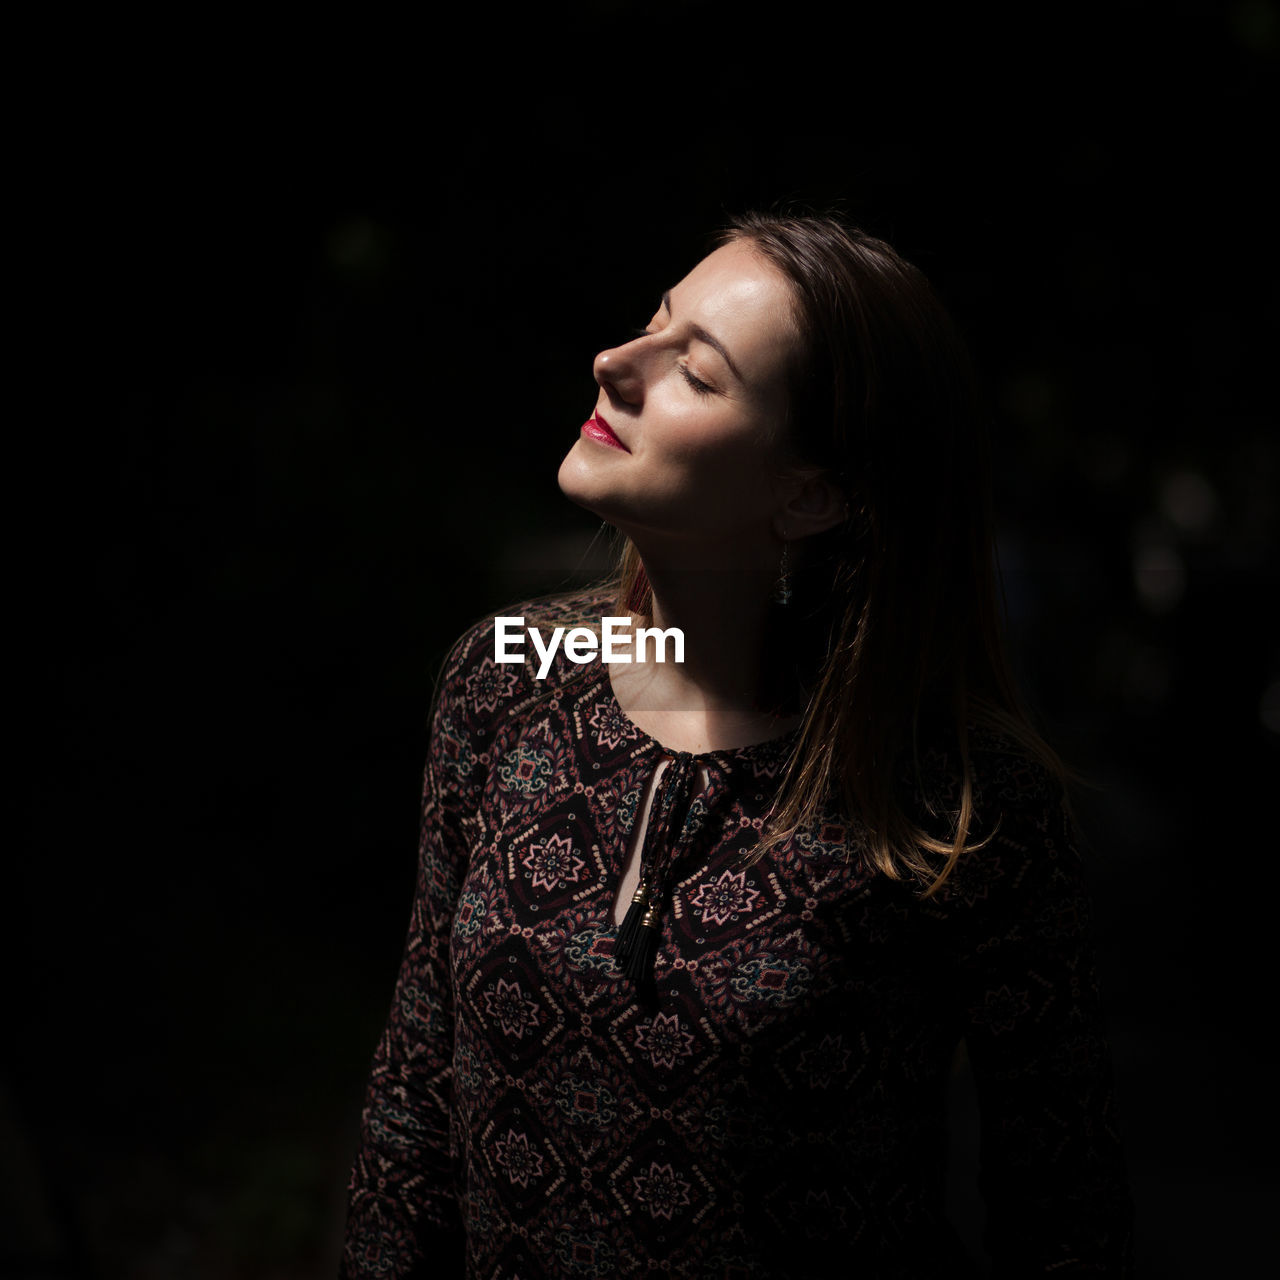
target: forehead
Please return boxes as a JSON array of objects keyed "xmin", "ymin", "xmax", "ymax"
[{"xmin": 669, "ymin": 240, "xmax": 799, "ymax": 390}]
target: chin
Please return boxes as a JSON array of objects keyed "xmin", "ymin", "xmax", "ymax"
[{"xmin": 557, "ymin": 446, "xmax": 613, "ymax": 515}]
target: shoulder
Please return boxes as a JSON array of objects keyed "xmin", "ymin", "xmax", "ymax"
[
  {"xmin": 430, "ymin": 583, "xmax": 618, "ymax": 727},
  {"xmin": 903, "ymin": 718, "xmax": 1087, "ymax": 914},
  {"xmin": 902, "ymin": 719, "xmax": 1063, "ymax": 827},
  {"xmin": 506, "ymin": 584, "xmax": 620, "ymax": 634}
]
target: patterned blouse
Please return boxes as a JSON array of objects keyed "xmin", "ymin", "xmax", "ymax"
[{"xmin": 341, "ymin": 591, "xmax": 1134, "ymax": 1278}]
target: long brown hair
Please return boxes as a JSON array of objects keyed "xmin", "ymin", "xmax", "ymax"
[{"xmin": 609, "ymin": 212, "xmax": 1084, "ymax": 897}]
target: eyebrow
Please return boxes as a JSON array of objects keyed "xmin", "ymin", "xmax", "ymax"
[{"xmin": 661, "ymin": 289, "xmax": 743, "ymax": 383}]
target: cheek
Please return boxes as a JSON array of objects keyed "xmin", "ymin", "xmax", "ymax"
[
  {"xmin": 652, "ymin": 395, "xmax": 769, "ymax": 464},
  {"xmin": 668, "ymin": 419, "xmax": 779, "ymax": 492}
]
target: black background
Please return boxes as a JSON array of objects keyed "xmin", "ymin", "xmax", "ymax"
[{"xmin": 10, "ymin": 3, "xmax": 1278, "ymax": 1276}]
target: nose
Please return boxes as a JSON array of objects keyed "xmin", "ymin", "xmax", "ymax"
[{"xmin": 593, "ymin": 336, "xmax": 645, "ymax": 406}]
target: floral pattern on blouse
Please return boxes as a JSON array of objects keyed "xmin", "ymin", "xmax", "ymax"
[{"xmin": 341, "ymin": 591, "xmax": 1134, "ymax": 1278}]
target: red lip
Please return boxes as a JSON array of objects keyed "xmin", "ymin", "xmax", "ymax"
[{"xmin": 580, "ymin": 411, "xmax": 629, "ymax": 453}]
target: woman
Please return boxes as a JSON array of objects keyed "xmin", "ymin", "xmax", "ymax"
[{"xmin": 340, "ymin": 214, "xmax": 1134, "ymax": 1277}]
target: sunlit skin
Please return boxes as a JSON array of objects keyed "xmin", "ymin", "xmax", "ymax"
[
  {"xmin": 558, "ymin": 240, "xmax": 847, "ymax": 754},
  {"xmin": 560, "ymin": 240, "xmax": 800, "ymax": 546}
]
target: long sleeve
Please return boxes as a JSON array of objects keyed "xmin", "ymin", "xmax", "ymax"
[
  {"xmin": 945, "ymin": 773, "xmax": 1135, "ymax": 1276},
  {"xmin": 341, "ymin": 632, "xmax": 487, "ymax": 1279}
]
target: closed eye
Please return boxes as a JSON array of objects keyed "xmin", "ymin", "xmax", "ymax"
[
  {"xmin": 629, "ymin": 326, "xmax": 717, "ymax": 395},
  {"xmin": 679, "ymin": 366, "xmax": 715, "ymax": 396}
]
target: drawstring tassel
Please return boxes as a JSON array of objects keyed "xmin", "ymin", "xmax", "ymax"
[
  {"xmin": 614, "ymin": 879, "xmax": 650, "ymax": 963},
  {"xmin": 613, "ymin": 751, "xmax": 702, "ymax": 990},
  {"xmin": 621, "ymin": 904, "xmax": 662, "ymax": 984}
]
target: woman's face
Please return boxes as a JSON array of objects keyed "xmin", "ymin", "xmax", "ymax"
[{"xmin": 558, "ymin": 239, "xmax": 802, "ymax": 551}]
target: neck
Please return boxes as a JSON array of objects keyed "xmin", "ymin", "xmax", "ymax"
[{"xmin": 610, "ymin": 533, "xmax": 797, "ymax": 750}]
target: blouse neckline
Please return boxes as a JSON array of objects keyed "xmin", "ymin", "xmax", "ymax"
[{"xmin": 588, "ymin": 650, "xmax": 803, "ymax": 764}]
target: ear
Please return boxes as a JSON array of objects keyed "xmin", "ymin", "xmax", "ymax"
[{"xmin": 771, "ymin": 467, "xmax": 849, "ymax": 541}]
